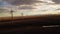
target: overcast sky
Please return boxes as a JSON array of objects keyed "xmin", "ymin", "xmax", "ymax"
[
  {"xmin": 0, "ymin": 0, "xmax": 60, "ymax": 6},
  {"xmin": 0, "ymin": 0, "xmax": 60, "ymax": 10}
]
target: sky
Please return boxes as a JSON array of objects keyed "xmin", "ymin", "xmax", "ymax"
[
  {"xmin": 0, "ymin": 0, "xmax": 60, "ymax": 9},
  {"xmin": 0, "ymin": 0, "xmax": 39, "ymax": 6},
  {"xmin": 0, "ymin": 0, "xmax": 60, "ymax": 6},
  {"xmin": 0, "ymin": 0, "xmax": 12, "ymax": 7},
  {"xmin": 0, "ymin": 0, "xmax": 60, "ymax": 17}
]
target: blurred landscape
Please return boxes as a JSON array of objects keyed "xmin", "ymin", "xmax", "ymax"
[
  {"xmin": 0, "ymin": 0, "xmax": 60, "ymax": 17},
  {"xmin": 0, "ymin": 0, "xmax": 60, "ymax": 34}
]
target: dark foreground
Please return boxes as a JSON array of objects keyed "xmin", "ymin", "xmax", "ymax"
[{"xmin": 0, "ymin": 15, "xmax": 60, "ymax": 34}]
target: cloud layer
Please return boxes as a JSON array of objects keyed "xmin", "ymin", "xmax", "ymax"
[
  {"xmin": 4, "ymin": 0, "xmax": 39, "ymax": 5},
  {"xmin": 0, "ymin": 0, "xmax": 60, "ymax": 6},
  {"xmin": 52, "ymin": 0, "xmax": 60, "ymax": 4}
]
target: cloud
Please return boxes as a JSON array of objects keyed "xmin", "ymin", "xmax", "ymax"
[
  {"xmin": 39, "ymin": 0, "xmax": 55, "ymax": 3},
  {"xmin": 1, "ymin": 0, "xmax": 60, "ymax": 6},
  {"xmin": 52, "ymin": 0, "xmax": 60, "ymax": 4},
  {"xmin": 4, "ymin": 0, "xmax": 43, "ymax": 5},
  {"xmin": 4, "ymin": 0, "xmax": 59, "ymax": 5}
]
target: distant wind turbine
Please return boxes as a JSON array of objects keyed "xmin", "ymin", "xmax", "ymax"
[{"xmin": 10, "ymin": 8, "xmax": 14, "ymax": 24}]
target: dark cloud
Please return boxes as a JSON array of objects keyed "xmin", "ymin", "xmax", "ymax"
[
  {"xmin": 52, "ymin": 0, "xmax": 60, "ymax": 4},
  {"xmin": 2, "ymin": 0, "xmax": 60, "ymax": 5},
  {"xmin": 4, "ymin": 0, "xmax": 41, "ymax": 5},
  {"xmin": 18, "ymin": 6, "xmax": 36, "ymax": 10}
]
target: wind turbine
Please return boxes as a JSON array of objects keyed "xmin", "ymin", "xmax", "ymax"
[{"xmin": 10, "ymin": 8, "xmax": 14, "ymax": 24}]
